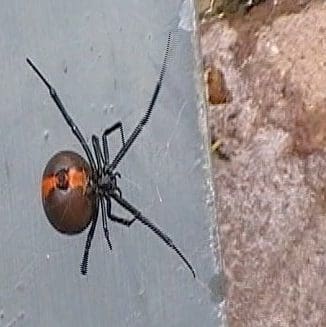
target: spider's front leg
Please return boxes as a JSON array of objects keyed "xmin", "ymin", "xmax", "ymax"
[
  {"xmin": 102, "ymin": 122, "xmax": 126, "ymax": 171},
  {"xmin": 26, "ymin": 58, "xmax": 97, "ymax": 174},
  {"xmin": 108, "ymin": 32, "xmax": 173, "ymax": 171}
]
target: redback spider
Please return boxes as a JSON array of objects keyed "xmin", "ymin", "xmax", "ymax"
[{"xmin": 26, "ymin": 32, "xmax": 195, "ymax": 278}]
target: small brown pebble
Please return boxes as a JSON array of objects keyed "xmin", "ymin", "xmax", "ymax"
[{"xmin": 205, "ymin": 65, "xmax": 232, "ymax": 104}]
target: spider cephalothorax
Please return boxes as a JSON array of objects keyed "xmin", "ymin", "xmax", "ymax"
[{"xmin": 27, "ymin": 32, "xmax": 195, "ymax": 278}]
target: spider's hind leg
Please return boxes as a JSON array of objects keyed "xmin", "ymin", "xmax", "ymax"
[
  {"xmin": 100, "ymin": 197, "xmax": 113, "ymax": 250},
  {"xmin": 106, "ymin": 197, "xmax": 135, "ymax": 227},
  {"xmin": 81, "ymin": 199, "xmax": 99, "ymax": 275},
  {"xmin": 110, "ymin": 193, "xmax": 196, "ymax": 278},
  {"xmin": 110, "ymin": 214, "xmax": 136, "ymax": 227}
]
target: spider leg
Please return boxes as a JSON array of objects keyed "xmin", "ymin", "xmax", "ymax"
[
  {"xmin": 110, "ymin": 193, "xmax": 196, "ymax": 278},
  {"xmin": 91, "ymin": 135, "xmax": 104, "ymax": 168},
  {"xmin": 109, "ymin": 32, "xmax": 172, "ymax": 171},
  {"xmin": 26, "ymin": 58, "xmax": 97, "ymax": 173},
  {"xmin": 110, "ymin": 215, "xmax": 136, "ymax": 226},
  {"xmin": 115, "ymin": 187, "xmax": 122, "ymax": 198},
  {"xmin": 81, "ymin": 198, "xmax": 99, "ymax": 275},
  {"xmin": 92, "ymin": 135, "xmax": 113, "ymax": 249},
  {"xmin": 102, "ymin": 122, "xmax": 126, "ymax": 169},
  {"xmin": 101, "ymin": 196, "xmax": 112, "ymax": 250},
  {"xmin": 106, "ymin": 197, "xmax": 136, "ymax": 226}
]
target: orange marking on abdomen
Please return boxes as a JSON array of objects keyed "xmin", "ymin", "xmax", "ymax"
[
  {"xmin": 42, "ymin": 176, "xmax": 57, "ymax": 199},
  {"xmin": 68, "ymin": 168, "xmax": 88, "ymax": 192}
]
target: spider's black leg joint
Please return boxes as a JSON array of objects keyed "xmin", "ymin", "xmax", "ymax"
[
  {"xmin": 106, "ymin": 196, "xmax": 136, "ymax": 226},
  {"xmin": 115, "ymin": 187, "xmax": 122, "ymax": 198},
  {"xmin": 110, "ymin": 214, "xmax": 136, "ymax": 227},
  {"xmin": 101, "ymin": 197, "xmax": 112, "ymax": 250},
  {"xmin": 81, "ymin": 199, "xmax": 99, "ymax": 275},
  {"xmin": 102, "ymin": 121, "xmax": 126, "ymax": 169},
  {"xmin": 110, "ymin": 193, "xmax": 196, "ymax": 278},
  {"xmin": 26, "ymin": 58, "xmax": 97, "ymax": 173},
  {"xmin": 109, "ymin": 32, "xmax": 173, "ymax": 171}
]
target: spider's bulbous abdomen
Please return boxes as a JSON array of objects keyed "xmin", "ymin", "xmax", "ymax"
[{"xmin": 41, "ymin": 150, "xmax": 97, "ymax": 234}]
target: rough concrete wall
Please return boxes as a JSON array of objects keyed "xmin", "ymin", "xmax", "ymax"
[{"xmin": 200, "ymin": 0, "xmax": 326, "ymax": 325}]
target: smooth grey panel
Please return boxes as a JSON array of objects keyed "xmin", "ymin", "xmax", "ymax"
[{"xmin": 0, "ymin": 1, "xmax": 221, "ymax": 326}]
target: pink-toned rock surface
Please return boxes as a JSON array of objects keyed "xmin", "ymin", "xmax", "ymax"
[{"xmin": 200, "ymin": 1, "xmax": 326, "ymax": 325}]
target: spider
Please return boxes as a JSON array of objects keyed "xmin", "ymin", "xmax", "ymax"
[{"xmin": 26, "ymin": 32, "xmax": 195, "ymax": 278}]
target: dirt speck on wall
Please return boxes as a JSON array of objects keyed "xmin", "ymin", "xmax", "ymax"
[{"xmin": 199, "ymin": 0, "xmax": 326, "ymax": 326}]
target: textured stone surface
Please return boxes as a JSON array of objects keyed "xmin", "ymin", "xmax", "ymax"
[{"xmin": 201, "ymin": 0, "xmax": 326, "ymax": 325}]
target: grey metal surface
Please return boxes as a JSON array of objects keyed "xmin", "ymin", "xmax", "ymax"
[{"xmin": 0, "ymin": 1, "xmax": 221, "ymax": 326}]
